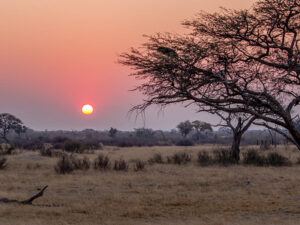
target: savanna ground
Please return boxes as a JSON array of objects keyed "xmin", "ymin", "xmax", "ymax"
[{"xmin": 1, "ymin": 145, "xmax": 300, "ymax": 225}]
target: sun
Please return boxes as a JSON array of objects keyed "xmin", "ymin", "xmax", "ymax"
[{"xmin": 82, "ymin": 104, "xmax": 93, "ymax": 115}]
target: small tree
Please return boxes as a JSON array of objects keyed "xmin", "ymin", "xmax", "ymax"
[
  {"xmin": 192, "ymin": 120, "xmax": 213, "ymax": 139},
  {"xmin": 108, "ymin": 127, "xmax": 118, "ymax": 138},
  {"xmin": 0, "ymin": 113, "xmax": 25, "ymax": 143},
  {"xmin": 177, "ymin": 120, "xmax": 193, "ymax": 138},
  {"xmin": 14, "ymin": 125, "xmax": 27, "ymax": 138},
  {"xmin": 214, "ymin": 112, "xmax": 255, "ymax": 162}
]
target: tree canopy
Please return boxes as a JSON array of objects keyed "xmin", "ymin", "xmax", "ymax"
[
  {"xmin": 120, "ymin": 0, "xmax": 300, "ymax": 149},
  {"xmin": 0, "ymin": 113, "xmax": 25, "ymax": 143}
]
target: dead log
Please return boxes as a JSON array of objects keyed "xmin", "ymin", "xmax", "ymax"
[{"xmin": 0, "ymin": 185, "xmax": 48, "ymax": 205}]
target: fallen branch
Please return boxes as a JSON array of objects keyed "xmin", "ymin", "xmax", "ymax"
[{"xmin": 0, "ymin": 185, "xmax": 48, "ymax": 205}]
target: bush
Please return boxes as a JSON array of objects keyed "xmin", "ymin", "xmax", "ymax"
[
  {"xmin": 197, "ymin": 151, "xmax": 212, "ymax": 166},
  {"xmin": 243, "ymin": 149, "xmax": 267, "ymax": 166},
  {"xmin": 242, "ymin": 150, "xmax": 290, "ymax": 166},
  {"xmin": 176, "ymin": 139, "xmax": 194, "ymax": 146},
  {"xmin": 94, "ymin": 154, "xmax": 110, "ymax": 170},
  {"xmin": 64, "ymin": 141, "xmax": 83, "ymax": 153},
  {"xmin": 40, "ymin": 148, "xmax": 53, "ymax": 157},
  {"xmin": 148, "ymin": 153, "xmax": 164, "ymax": 164},
  {"xmin": 0, "ymin": 157, "xmax": 7, "ymax": 169},
  {"xmin": 168, "ymin": 152, "xmax": 191, "ymax": 165},
  {"xmin": 113, "ymin": 159, "xmax": 128, "ymax": 171},
  {"xmin": 55, "ymin": 155, "xmax": 74, "ymax": 174},
  {"xmin": 40, "ymin": 148, "xmax": 65, "ymax": 158},
  {"xmin": 0, "ymin": 144, "xmax": 15, "ymax": 155},
  {"xmin": 71, "ymin": 156, "xmax": 91, "ymax": 170},
  {"xmin": 133, "ymin": 160, "xmax": 145, "ymax": 171},
  {"xmin": 266, "ymin": 152, "xmax": 291, "ymax": 166},
  {"xmin": 213, "ymin": 149, "xmax": 237, "ymax": 165}
]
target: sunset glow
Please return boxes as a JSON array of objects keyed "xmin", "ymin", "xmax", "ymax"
[
  {"xmin": 0, "ymin": 0, "xmax": 254, "ymax": 130},
  {"xmin": 82, "ymin": 104, "xmax": 93, "ymax": 115}
]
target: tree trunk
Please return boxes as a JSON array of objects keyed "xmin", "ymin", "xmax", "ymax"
[
  {"xmin": 231, "ymin": 132, "xmax": 242, "ymax": 162},
  {"xmin": 285, "ymin": 119, "xmax": 300, "ymax": 150}
]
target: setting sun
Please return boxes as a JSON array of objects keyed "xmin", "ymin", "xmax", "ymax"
[{"xmin": 82, "ymin": 104, "xmax": 93, "ymax": 115}]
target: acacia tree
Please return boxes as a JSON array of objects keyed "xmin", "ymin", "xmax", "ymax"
[
  {"xmin": 214, "ymin": 112, "xmax": 256, "ymax": 161},
  {"xmin": 108, "ymin": 127, "xmax": 118, "ymax": 138},
  {"xmin": 192, "ymin": 120, "xmax": 213, "ymax": 140},
  {"xmin": 177, "ymin": 120, "xmax": 194, "ymax": 138},
  {"xmin": 0, "ymin": 113, "xmax": 25, "ymax": 143},
  {"xmin": 120, "ymin": 0, "xmax": 300, "ymax": 150}
]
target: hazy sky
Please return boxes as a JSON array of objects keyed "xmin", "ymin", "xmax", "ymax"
[{"xmin": 0, "ymin": 0, "xmax": 255, "ymax": 131}]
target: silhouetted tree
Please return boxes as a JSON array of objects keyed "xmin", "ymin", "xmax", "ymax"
[
  {"xmin": 120, "ymin": 0, "xmax": 300, "ymax": 150},
  {"xmin": 0, "ymin": 113, "xmax": 25, "ymax": 143},
  {"xmin": 14, "ymin": 125, "xmax": 27, "ymax": 138},
  {"xmin": 177, "ymin": 120, "xmax": 193, "ymax": 138},
  {"xmin": 214, "ymin": 112, "xmax": 256, "ymax": 161},
  {"xmin": 192, "ymin": 120, "xmax": 212, "ymax": 140},
  {"xmin": 108, "ymin": 127, "xmax": 118, "ymax": 138}
]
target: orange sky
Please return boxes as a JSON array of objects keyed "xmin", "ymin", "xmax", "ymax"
[{"xmin": 0, "ymin": 0, "xmax": 255, "ymax": 130}]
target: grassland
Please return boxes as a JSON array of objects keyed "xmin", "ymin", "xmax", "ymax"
[{"xmin": 1, "ymin": 145, "xmax": 300, "ymax": 225}]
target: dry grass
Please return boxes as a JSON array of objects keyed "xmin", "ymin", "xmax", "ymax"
[{"xmin": 0, "ymin": 145, "xmax": 300, "ymax": 225}]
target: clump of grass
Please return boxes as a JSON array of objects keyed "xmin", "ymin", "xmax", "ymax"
[
  {"xmin": 40, "ymin": 148, "xmax": 53, "ymax": 157},
  {"xmin": 148, "ymin": 153, "xmax": 164, "ymax": 164},
  {"xmin": 26, "ymin": 163, "xmax": 41, "ymax": 170},
  {"xmin": 243, "ymin": 149, "xmax": 267, "ymax": 166},
  {"xmin": 55, "ymin": 155, "xmax": 74, "ymax": 174},
  {"xmin": 71, "ymin": 156, "xmax": 91, "ymax": 170},
  {"xmin": 266, "ymin": 152, "xmax": 291, "ymax": 166},
  {"xmin": 197, "ymin": 151, "xmax": 212, "ymax": 166},
  {"xmin": 213, "ymin": 149, "xmax": 237, "ymax": 166},
  {"xmin": 243, "ymin": 149, "xmax": 291, "ymax": 167},
  {"xmin": 0, "ymin": 157, "xmax": 7, "ymax": 170},
  {"xmin": 167, "ymin": 152, "xmax": 191, "ymax": 165},
  {"xmin": 113, "ymin": 159, "xmax": 128, "ymax": 171},
  {"xmin": 40, "ymin": 148, "xmax": 65, "ymax": 158},
  {"xmin": 94, "ymin": 154, "xmax": 110, "ymax": 170},
  {"xmin": 133, "ymin": 159, "xmax": 145, "ymax": 171}
]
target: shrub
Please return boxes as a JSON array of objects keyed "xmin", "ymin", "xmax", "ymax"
[
  {"xmin": 176, "ymin": 139, "xmax": 194, "ymax": 146},
  {"xmin": 0, "ymin": 144, "xmax": 15, "ymax": 155},
  {"xmin": 71, "ymin": 156, "xmax": 91, "ymax": 170},
  {"xmin": 197, "ymin": 151, "xmax": 212, "ymax": 166},
  {"xmin": 40, "ymin": 148, "xmax": 53, "ymax": 157},
  {"xmin": 243, "ymin": 150, "xmax": 291, "ymax": 167},
  {"xmin": 213, "ymin": 149, "xmax": 237, "ymax": 165},
  {"xmin": 81, "ymin": 157, "xmax": 91, "ymax": 170},
  {"xmin": 64, "ymin": 141, "xmax": 83, "ymax": 153},
  {"xmin": 0, "ymin": 157, "xmax": 7, "ymax": 169},
  {"xmin": 148, "ymin": 153, "xmax": 164, "ymax": 164},
  {"xmin": 113, "ymin": 159, "xmax": 128, "ymax": 171},
  {"xmin": 94, "ymin": 154, "xmax": 110, "ymax": 170},
  {"xmin": 168, "ymin": 152, "xmax": 191, "ymax": 165},
  {"xmin": 40, "ymin": 148, "xmax": 65, "ymax": 158},
  {"xmin": 266, "ymin": 152, "xmax": 291, "ymax": 166},
  {"xmin": 55, "ymin": 155, "xmax": 74, "ymax": 174},
  {"xmin": 243, "ymin": 149, "xmax": 268, "ymax": 166},
  {"xmin": 133, "ymin": 160, "xmax": 145, "ymax": 171}
]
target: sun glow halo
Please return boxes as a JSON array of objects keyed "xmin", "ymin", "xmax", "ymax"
[{"xmin": 82, "ymin": 104, "xmax": 93, "ymax": 115}]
